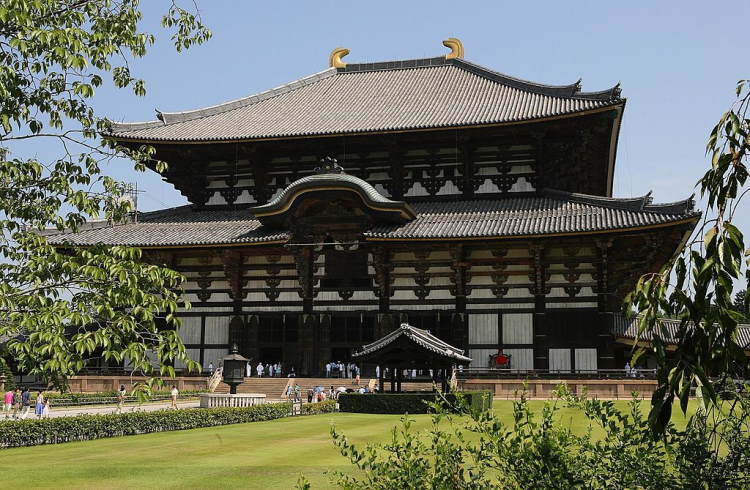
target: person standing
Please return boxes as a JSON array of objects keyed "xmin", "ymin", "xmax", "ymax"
[
  {"xmin": 42, "ymin": 398, "xmax": 50, "ymax": 419},
  {"xmin": 3, "ymin": 388, "xmax": 12, "ymax": 419},
  {"xmin": 624, "ymin": 362, "xmax": 631, "ymax": 377},
  {"xmin": 19, "ymin": 388, "xmax": 31, "ymax": 419},
  {"xmin": 208, "ymin": 361, "xmax": 214, "ymax": 375},
  {"xmin": 294, "ymin": 383, "xmax": 301, "ymax": 402},
  {"xmin": 34, "ymin": 391, "xmax": 44, "ymax": 418},
  {"xmin": 11, "ymin": 388, "xmax": 21, "ymax": 419},
  {"xmin": 256, "ymin": 362, "xmax": 264, "ymax": 378},
  {"xmin": 170, "ymin": 385, "xmax": 179, "ymax": 410},
  {"xmin": 245, "ymin": 361, "xmax": 252, "ymax": 378},
  {"xmin": 116, "ymin": 384, "xmax": 126, "ymax": 414}
]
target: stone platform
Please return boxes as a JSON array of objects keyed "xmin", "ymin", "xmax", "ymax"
[
  {"xmin": 460, "ymin": 378, "xmax": 658, "ymax": 399},
  {"xmin": 66, "ymin": 375, "xmax": 209, "ymax": 393}
]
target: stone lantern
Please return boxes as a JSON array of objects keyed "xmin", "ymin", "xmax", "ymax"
[{"xmin": 221, "ymin": 344, "xmax": 249, "ymax": 394}]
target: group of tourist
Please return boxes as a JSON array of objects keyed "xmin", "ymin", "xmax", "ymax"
[
  {"xmin": 248, "ymin": 361, "xmax": 286, "ymax": 378},
  {"xmin": 308, "ymin": 384, "xmax": 375, "ymax": 403},
  {"xmin": 3, "ymin": 388, "xmax": 49, "ymax": 419},
  {"xmin": 325, "ymin": 361, "xmax": 360, "ymax": 379},
  {"xmin": 285, "ymin": 383, "xmax": 303, "ymax": 402},
  {"xmin": 624, "ymin": 362, "xmax": 645, "ymax": 378}
]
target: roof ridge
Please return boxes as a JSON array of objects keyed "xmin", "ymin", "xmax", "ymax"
[
  {"xmin": 543, "ymin": 188, "xmax": 697, "ymax": 215},
  {"xmin": 542, "ymin": 188, "xmax": 650, "ymax": 211},
  {"xmin": 339, "ymin": 56, "xmax": 621, "ymax": 100}
]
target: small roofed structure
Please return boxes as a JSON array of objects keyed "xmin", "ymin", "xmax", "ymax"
[{"xmin": 353, "ymin": 323, "xmax": 471, "ymax": 392}]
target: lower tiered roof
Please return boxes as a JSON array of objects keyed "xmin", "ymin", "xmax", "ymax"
[{"xmin": 44, "ymin": 189, "xmax": 699, "ymax": 248}]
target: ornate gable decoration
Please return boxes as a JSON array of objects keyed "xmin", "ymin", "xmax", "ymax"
[{"xmin": 250, "ymin": 157, "xmax": 417, "ymax": 228}]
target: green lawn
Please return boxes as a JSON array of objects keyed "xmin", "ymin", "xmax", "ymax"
[{"xmin": 0, "ymin": 401, "xmax": 696, "ymax": 489}]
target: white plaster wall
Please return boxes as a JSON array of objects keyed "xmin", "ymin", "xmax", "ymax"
[
  {"xmin": 177, "ymin": 317, "xmax": 202, "ymax": 344},
  {"xmin": 575, "ymin": 349, "xmax": 598, "ymax": 372},
  {"xmin": 502, "ymin": 313, "xmax": 533, "ymax": 344},
  {"xmin": 549, "ymin": 348, "xmax": 571, "ymax": 373},
  {"xmin": 469, "ymin": 313, "xmax": 498, "ymax": 344},
  {"xmin": 204, "ymin": 317, "xmax": 229, "ymax": 345}
]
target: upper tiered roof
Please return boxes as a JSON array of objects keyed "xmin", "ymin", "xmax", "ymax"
[{"xmin": 107, "ymin": 40, "xmax": 623, "ymax": 143}]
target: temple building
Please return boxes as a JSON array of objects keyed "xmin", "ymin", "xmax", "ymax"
[{"xmin": 47, "ymin": 39, "xmax": 700, "ymax": 376}]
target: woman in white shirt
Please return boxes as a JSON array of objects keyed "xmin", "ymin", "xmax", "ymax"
[{"xmin": 170, "ymin": 385, "xmax": 179, "ymax": 410}]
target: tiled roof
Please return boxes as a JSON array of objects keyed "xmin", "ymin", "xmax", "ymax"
[
  {"xmin": 108, "ymin": 56, "xmax": 622, "ymax": 142},
  {"xmin": 366, "ymin": 190, "xmax": 698, "ymax": 240},
  {"xmin": 42, "ymin": 206, "xmax": 289, "ymax": 247},
  {"xmin": 612, "ymin": 314, "xmax": 750, "ymax": 350},
  {"xmin": 353, "ymin": 323, "xmax": 472, "ymax": 363},
  {"xmin": 43, "ymin": 190, "xmax": 698, "ymax": 247}
]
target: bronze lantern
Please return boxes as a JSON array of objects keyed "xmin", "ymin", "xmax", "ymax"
[{"xmin": 221, "ymin": 344, "xmax": 249, "ymax": 394}]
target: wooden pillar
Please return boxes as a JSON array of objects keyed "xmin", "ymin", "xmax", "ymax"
[
  {"xmin": 372, "ymin": 247, "xmax": 392, "ymax": 313},
  {"xmin": 531, "ymin": 243, "xmax": 548, "ymax": 371},
  {"xmin": 390, "ymin": 367, "xmax": 396, "ymax": 393},
  {"xmin": 461, "ymin": 138, "xmax": 474, "ymax": 199},
  {"xmin": 378, "ymin": 365, "xmax": 384, "ymax": 392},
  {"xmin": 596, "ymin": 239, "xmax": 615, "ymax": 369},
  {"xmin": 451, "ymin": 244, "xmax": 469, "ymax": 350},
  {"xmin": 396, "ymin": 368, "xmax": 403, "ymax": 393},
  {"xmin": 221, "ymin": 249, "xmax": 244, "ymax": 313}
]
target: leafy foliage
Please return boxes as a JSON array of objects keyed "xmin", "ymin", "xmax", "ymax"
[
  {"xmin": 0, "ymin": 401, "xmax": 292, "ymax": 448},
  {"xmin": 625, "ymin": 80, "xmax": 750, "ymax": 432},
  {"xmin": 322, "ymin": 387, "xmax": 750, "ymax": 489},
  {"xmin": 0, "ymin": 0, "xmax": 211, "ymax": 387}
]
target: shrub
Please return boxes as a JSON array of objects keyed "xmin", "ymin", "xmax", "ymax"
[
  {"xmin": 338, "ymin": 391, "xmax": 492, "ymax": 414},
  {"xmin": 326, "ymin": 386, "xmax": 750, "ymax": 489},
  {"xmin": 0, "ymin": 358, "xmax": 15, "ymax": 392},
  {"xmin": 301, "ymin": 400, "xmax": 337, "ymax": 415},
  {"xmin": 0, "ymin": 401, "xmax": 292, "ymax": 449}
]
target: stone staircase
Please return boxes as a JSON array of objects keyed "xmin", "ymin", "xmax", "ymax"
[
  {"xmin": 382, "ymin": 381, "xmax": 437, "ymax": 392},
  {"xmin": 214, "ymin": 377, "xmax": 290, "ymax": 400}
]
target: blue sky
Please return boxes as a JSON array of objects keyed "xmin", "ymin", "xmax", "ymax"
[{"xmin": 72, "ymin": 1, "xmax": 749, "ymax": 216}]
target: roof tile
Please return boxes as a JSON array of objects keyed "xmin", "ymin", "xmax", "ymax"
[
  {"xmin": 44, "ymin": 190, "xmax": 697, "ymax": 248},
  {"xmin": 109, "ymin": 58, "xmax": 622, "ymax": 142}
]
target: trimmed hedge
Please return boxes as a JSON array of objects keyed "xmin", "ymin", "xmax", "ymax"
[
  {"xmin": 0, "ymin": 402, "xmax": 292, "ymax": 449},
  {"xmin": 301, "ymin": 400, "xmax": 337, "ymax": 415},
  {"xmin": 338, "ymin": 391, "xmax": 492, "ymax": 414}
]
